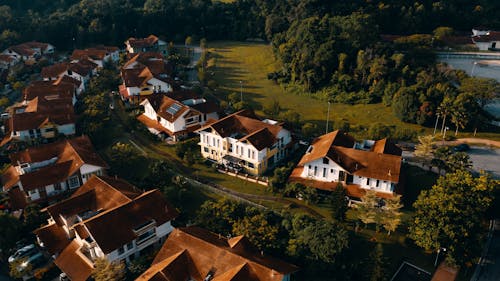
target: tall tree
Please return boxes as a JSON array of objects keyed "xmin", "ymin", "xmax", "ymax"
[
  {"xmin": 366, "ymin": 244, "xmax": 388, "ymax": 281},
  {"xmin": 356, "ymin": 190, "xmax": 380, "ymax": 229},
  {"xmin": 328, "ymin": 184, "xmax": 349, "ymax": 221},
  {"xmin": 414, "ymin": 135, "xmax": 435, "ymax": 167},
  {"xmin": 381, "ymin": 195, "xmax": 403, "ymax": 235},
  {"xmin": 409, "ymin": 171, "xmax": 497, "ymax": 266}
]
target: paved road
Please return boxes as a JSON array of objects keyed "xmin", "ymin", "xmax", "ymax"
[
  {"xmin": 474, "ymin": 221, "xmax": 500, "ymax": 281},
  {"xmin": 468, "ymin": 146, "xmax": 500, "ymax": 179}
]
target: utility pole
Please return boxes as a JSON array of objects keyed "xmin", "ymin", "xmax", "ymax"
[
  {"xmin": 325, "ymin": 101, "xmax": 331, "ymax": 134},
  {"xmin": 240, "ymin": 80, "xmax": 243, "ymax": 102}
]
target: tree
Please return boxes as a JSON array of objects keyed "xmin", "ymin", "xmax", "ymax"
[
  {"xmin": 368, "ymin": 123, "xmax": 392, "ymax": 140},
  {"xmin": 10, "ymin": 257, "xmax": 32, "ymax": 279},
  {"xmin": 414, "ymin": 135, "xmax": 435, "ymax": 167},
  {"xmin": 232, "ymin": 213, "xmax": 280, "ymax": 252},
  {"xmin": 392, "ymin": 87, "xmax": 419, "ymax": 123},
  {"xmin": 381, "ymin": 195, "xmax": 403, "ymax": 235},
  {"xmin": 91, "ymin": 258, "xmax": 125, "ymax": 281},
  {"xmin": 0, "ymin": 212, "xmax": 24, "ymax": 258},
  {"xmin": 200, "ymin": 38, "xmax": 207, "ymax": 49},
  {"xmin": 23, "ymin": 204, "xmax": 48, "ymax": 232},
  {"xmin": 290, "ymin": 219, "xmax": 348, "ymax": 264},
  {"xmin": 433, "ymin": 27, "xmax": 454, "ymax": 39},
  {"xmin": 445, "ymin": 152, "xmax": 472, "ymax": 173},
  {"xmin": 196, "ymin": 198, "xmax": 246, "ymax": 235},
  {"xmin": 356, "ymin": 190, "xmax": 379, "ymax": 228},
  {"xmin": 301, "ymin": 122, "xmax": 317, "ymax": 140},
  {"xmin": 328, "ymin": 184, "xmax": 349, "ymax": 221},
  {"xmin": 185, "ymin": 36, "xmax": 193, "ymax": 47},
  {"xmin": 264, "ymin": 99, "xmax": 281, "ymax": 118},
  {"xmin": 409, "ymin": 171, "xmax": 497, "ymax": 265}
]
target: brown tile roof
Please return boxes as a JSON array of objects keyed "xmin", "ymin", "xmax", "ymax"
[
  {"xmin": 137, "ymin": 227, "xmax": 298, "ymax": 281},
  {"xmin": 71, "ymin": 46, "xmax": 118, "ymax": 61},
  {"xmin": 197, "ymin": 110, "xmax": 284, "ymax": 151},
  {"xmin": 81, "ymin": 189, "xmax": 178, "ymax": 254},
  {"xmin": 69, "ymin": 59, "xmax": 97, "ymax": 76},
  {"xmin": 54, "ymin": 75, "xmax": 81, "ymax": 88},
  {"xmin": 371, "ymin": 138, "xmax": 402, "ymax": 156},
  {"xmin": 431, "ymin": 262, "xmax": 458, "ymax": 281},
  {"xmin": 0, "ymin": 54, "xmax": 15, "ymax": 63},
  {"xmin": 41, "ymin": 63, "xmax": 69, "ymax": 78},
  {"xmin": 23, "ymin": 81, "xmax": 75, "ymax": 101},
  {"xmin": 127, "ymin": 35, "xmax": 159, "ymax": 49},
  {"xmin": 144, "ymin": 95, "xmax": 191, "ymax": 122},
  {"xmin": 5, "ymin": 97, "xmax": 75, "ymax": 132},
  {"xmin": 22, "ymin": 41, "xmax": 51, "ymax": 51},
  {"xmin": 472, "ymin": 31, "xmax": 500, "ymax": 42},
  {"xmin": 34, "ymin": 223, "xmax": 70, "ymax": 255},
  {"xmin": 190, "ymin": 100, "xmax": 220, "ymax": 114},
  {"xmin": 8, "ymin": 187, "xmax": 28, "ymax": 209},
  {"xmin": 47, "ymin": 175, "xmax": 141, "ymax": 226},
  {"xmin": 296, "ymin": 130, "xmax": 401, "ymax": 183},
  {"xmin": 54, "ymin": 240, "xmax": 93, "ymax": 281},
  {"xmin": 121, "ymin": 52, "xmax": 171, "ymax": 88},
  {"xmin": 8, "ymin": 45, "xmax": 36, "ymax": 56},
  {"xmin": 2, "ymin": 136, "xmax": 108, "ymax": 191}
]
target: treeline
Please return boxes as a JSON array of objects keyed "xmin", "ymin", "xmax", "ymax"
[{"xmin": 0, "ymin": 0, "xmax": 265, "ymax": 50}]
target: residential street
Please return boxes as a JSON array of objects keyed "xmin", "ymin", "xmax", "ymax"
[{"xmin": 473, "ymin": 220, "xmax": 500, "ymax": 281}]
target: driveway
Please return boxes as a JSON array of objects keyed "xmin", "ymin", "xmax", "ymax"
[{"xmin": 467, "ymin": 146, "xmax": 500, "ymax": 179}]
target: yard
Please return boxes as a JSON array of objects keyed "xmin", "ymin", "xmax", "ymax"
[{"xmin": 207, "ymin": 41, "xmax": 500, "ymax": 140}]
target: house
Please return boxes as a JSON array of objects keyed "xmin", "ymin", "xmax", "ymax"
[
  {"xmin": 2, "ymin": 41, "xmax": 55, "ymax": 63},
  {"xmin": 24, "ymin": 80, "xmax": 78, "ymax": 105},
  {"xmin": 0, "ymin": 96, "xmax": 76, "ymax": 146},
  {"xmin": 41, "ymin": 60, "xmax": 98, "ymax": 90},
  {"xmin": 0, "ymin": 54, "xmax": 17, "ymax": 69},
  {"xmin": 138, "ymin": 92, "xmax": 220, "ymax": 141},
  {"xmin": 196, "ymin": 110, "xmax": 293, "ymax": 176},
  {"xmin": 119, "ymin": 52, "xmax": 173, "ymax": 103},
  {"xmin": 70, "ymin": 46, "xmax": 120, "ymax": 67},
  {"xmin": 472, "ymin": 29, "xmax": 500, "ymax": 51},
  {"xmin": 136, "ymin": 226, "xmax": 298, "ymax": 281},
  {"xmin": 289, "ymin": 130, "xmax": 402, "ymax": 199},
  {"xmin": 1, "ymin": 136, "xmax": 108, "ymax": 209},
  {"xmin": 125, "ymin": 35, "xmax": 167, "ymax": 55},
  {"xmin": 34, "ymin": 175, "xmax": 178, "ymax": 281}
]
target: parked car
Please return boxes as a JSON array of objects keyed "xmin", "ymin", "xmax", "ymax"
[
  {"xmin": 19, "ymin": 252, "xmax": 44, "ymax": 269},
  {"xmin": 453, "ymin": 143, "xmax": 470, "ymax": 152},
  {"xmin": 8, "ymin": 244, "xmax": 36, "ymax": 263}
]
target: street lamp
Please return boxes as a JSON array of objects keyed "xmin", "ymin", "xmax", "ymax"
[
  {"xmin": 325, "ymin": 101, "xmax": 331, "ymax": 134},
  {"xmin": 434, "ymin": 248, "xmax": 447, "ymax": 267},
  {"xmin": 442, "ymin": 126, "xmax": 449, "ymax": 145},
  {"xmin": 239, "ymin": 80, "xmax": 243, "ymax": 103}
]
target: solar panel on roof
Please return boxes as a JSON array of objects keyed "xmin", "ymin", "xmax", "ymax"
[{"xmin": 166, "ymin": 103, "xmax": 182, "ymax": 115}]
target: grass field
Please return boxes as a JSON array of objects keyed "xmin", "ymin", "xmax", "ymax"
[{"xmin": 208, "ymin": 41, "xmax": 499, "ymax": 140}]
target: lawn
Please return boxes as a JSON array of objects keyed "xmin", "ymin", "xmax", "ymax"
[{"xmin": 208, "ymin": 41, "xmax": 500, "ymax": 140}]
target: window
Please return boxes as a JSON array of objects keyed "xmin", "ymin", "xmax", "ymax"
[
  {"xmin": 217, "ymin": 139, "xmax": 220, "ymax": 147},
  {"xmin": 247, "ymin": 162, "xmax": 255, "ymax": 168},
  {"xmin": 54, "ymin": 183, "xmax": 61, "ymax": 191},
  {"xmin": 204, "ymin": 147, "xmax": 209, "ymax": 153},
  {"xmin": 28, "ymin": 189, "xmax": 38, "ymax": 195},
  {"xmin": 314, "ymin": 166, "xmax": 318, "ymax": 176},
  {"xmin": 366, "ymin": 178, "xmax": 370, "ymax": 185},
  {"xmin": 137, "ymin": 229, "xmax": 155, "ymax": 244},
  {"xmin": 323, "ymin": 158, "xmax": 329, "ymax": 164},
  {"xmin": 118, "ymin": 247, "xmax": 125, "ymax": 255},
  {"xmin": 126, "ymin": 242, "xmax": 133, "ymax": 250},
  {"xmin": 228, "ymin": 144, "xmax": 233, "ymax": 152},
  {"xmin": 376, "ymin": 180, "xmax": 380, "ymax": 187},
  {"xmin": 252, "ymin": 151, "xmax": 255, "ymax": 159},
  {"xmin": 247, "ymin": 150, "xmax": 250, "ymax": 158},
  {"xmin": 308, "ymin": 165, "xmax": 311, "ymax": 169},
  {"xmin": 323, "ymin": 168, "xmax": 327, "ymax": 178},
  {"xmin": 330, "ymin": 169, "xmax": 334, "ymax": 173},
  {"xmin": 68, "ymin": 176, "xmax": 80, "ymax": 189}
]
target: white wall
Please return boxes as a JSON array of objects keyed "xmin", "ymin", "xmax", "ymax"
[
  {"xmin": 352, "ymin": 175, "xmax": 394, "ymax": 193},
  {"xmin": 300, "ymin": 158, "xmax": 346, "ymax": 182}
]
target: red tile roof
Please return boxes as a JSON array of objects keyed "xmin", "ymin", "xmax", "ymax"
[
  {"xmin": 127, "ymin": 35, "xmax": 159, "ymax": 49},
  {"xmin": 121, "ymin": 52, "xmax": 171, "ymax": 88},
  {"xmin": 197, "ymin": 110, "xmax": 285, "ymax": 151},
  {"xmin": 23, "ymin": 81, "xmax": 75, "ymax": 101},
  {"xmin": 54, "ymin": 240, "xmax": 93, "ymax": 281},
  {"xmin": 41, "ymin": 63, "xmax": 69, "ymax": 78},
  {"xmin": 296, "ymin": 130, "xmax": 401, "ymax": 183},
  {"xmin": 137, "ymin": 227, "xmax": 298, "ymax": 281},
  {"xmin": 70, "ymin": 46, "xmax": 118, "ymax": 61},
  {"xmin": 34, "ymin": 223, "xmax": 71, "ymax": 255},
  {"xmin": 2, "ymin": 136, "xmax": 108, "ymax": 191},
  {"xmin": 143, "ymin": 95, "xmax": 191, "ymax": 122}
]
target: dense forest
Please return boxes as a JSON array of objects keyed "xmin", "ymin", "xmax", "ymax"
[{"xmin": 1, "ymin": 0, "xmax": 499, "ymax": 128}]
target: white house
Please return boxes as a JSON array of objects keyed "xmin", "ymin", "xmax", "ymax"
[
  {"xmin": 0, "ymin": 54, "xmax": 17, "ymax": 69},
  {"xmin": 1, "ymin": 96, "xmax": 76, "ymax": 146},
  {"xmin": 41, "ymin": 60, "xmax": 98, "ymax": 90},
  {"xmin": 1, "ymin": 136, "xmax": 108, "ymax": 209},
  {"xmin": 119, "ymin": 52, "xmax": 173, "ymax": 103},
  {"xmin": 138, "ymin": 93, "xmax": 219, "ymax": 141},
  {"xmin": 472, "ymin": 29, "xmax": 500, "ymax": 51},
  {"xmin": 125, "ymin": 35, "xmax": 167, "ymax": 55},
  {"xmin": 137, "ymin": 226, "xmax": 298, "ymax": 281},
  {"xmin": 196, "ymin": 110, "xmax": 293, "ymax": 176},
  {"xmin": 34, "ymin": 176, "xmax": 178, "ymax": 281},
  {"xmin": 2, "ymin": 42, "xmax": 55, "ymax": 62},
  {"xmin": 289, "ymin": 130, "xmax": 402, "ymax": 199},
  {"xmin": 70, "ymin": 46, "xmax": 120, "ymax": 68}
]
